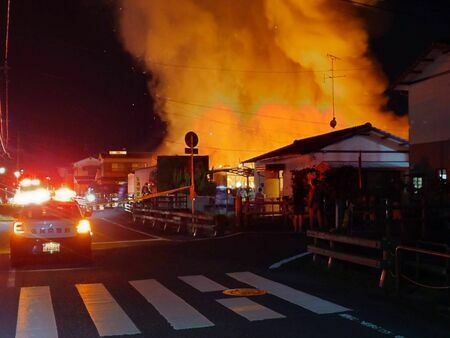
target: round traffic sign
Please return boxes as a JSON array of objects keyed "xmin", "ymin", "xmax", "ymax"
[{"xmin": 185, "ymin": 131, "xmax": 199, "ymax": 148}]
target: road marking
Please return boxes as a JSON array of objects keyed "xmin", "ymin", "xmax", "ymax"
[
  {"xmin": 11, "ymin": 266, "xmax": 95, "ymax": 273},
  {"xmin": 99, "ymin": 218, "xmax": 168, "ymax": 241},
  {"xmin": 269, "ymin": 252, "xmax": 312, "ymax": 269},
  {"xmin": 217, "ymin": 297, "xmax": 285, "ymax": 321},
  {"xmin": 130, "ymin": 279, "xmax": 214, "ymax": 330},
  {"xmin": 76, "ymin": 283, "xmax": 141, "ymax": 337},
  {"xmin": 15, "ymin": 286, "xmax": 58, "ymax": 338},
  {"xmin": 93, "ymin": 238, "xmax": 166, "ymax": 250},
  {"xmin": 339, "ymin": 314, "xmax": 405, "ymax": 337},
  {"xmin": 227, "ymin": 272, "xmax": 351, "ymax": 314},
  {"xmin": 7, "ymin": 268, "xmax": 15, "ymax": 287},
  {"xmin": 179, "ymin": 275, "xmax": 228, "ymax": 292}
]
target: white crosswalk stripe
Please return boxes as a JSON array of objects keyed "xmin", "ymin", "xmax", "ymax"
[
  {"xmin": 11, "ymin": 272, "xmax": 352, "ymax": 336},
  {"xmin": 76, "ymin": 283, "xmax": 141, "ymax": 337},
  {"xmin": 15, "ymin": 286, "xmax": 58, "ymax": 338},
  {"xmin": 227, "ymin": 272, "xmax": 351, "ymax": 314},
  {"xmin": 130, "ymin": 278, "xmax": 215, "ymax": 330},
  {"xmin": 217, "ymin": 297, "xmax": 285, "ymax": 321},
  {"xmin": 179, "ymin": 275, "xmax": 228, "ymax": 292}
]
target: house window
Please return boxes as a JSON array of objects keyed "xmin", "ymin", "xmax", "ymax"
[
  {"xmin": 111, "ymin": 163, "xmax": 124, "ymax": 172},
  {"xmin": 412, "ymin": 176, "xmax": 423, "ymax": 190},
  {"xmin": 437, "ymin": 168, "xmax": 447, "ymax": 181}
]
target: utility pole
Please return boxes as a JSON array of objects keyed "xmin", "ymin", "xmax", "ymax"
[
  {"xmin": 16, "ymin": 131, "xmax": 20, "ymax": 170},
  {"xmin": 326, "ymin": 54, "xmax": 345, "ymax": 129}
]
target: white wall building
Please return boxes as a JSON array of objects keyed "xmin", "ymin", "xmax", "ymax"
[
  {"xmin": 243, "ymin": 123, "xmax": 409, "ymax": 199},
  {"xmin": 395, "ymin": 43, "xmax": 450, "ymax": 178}
]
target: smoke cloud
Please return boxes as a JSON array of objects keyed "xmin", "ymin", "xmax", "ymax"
[{"xmin": 117, "ymin": 0, "xmax": 407, "ymax": 166}]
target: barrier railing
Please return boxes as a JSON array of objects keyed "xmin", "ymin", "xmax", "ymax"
[
  {"xmin": 395, "ymin": 245, "xmax": 450, "ymax": 293},
  {"xmin": 240, "ymin": 200, "xmax": 289, "ymax": 227},
  {"xmin": 132, "ymin": 207, "xmax": 218, "ymax": 237},
  {"xmin": 307, "ymin": 230, "xmax": 390, "ymax": 287}
]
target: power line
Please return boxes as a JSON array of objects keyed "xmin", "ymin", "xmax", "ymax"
[
  {"xmin": 164, "ymin": 97, "xmax": 330, "ymax": 125},
  {"xmin": 147, "ymin": 59, "xmax": 375, "ymax": 74},
  {"xmin": 338, "ymin": 0, "xmax": 447, "ymax": 20}
]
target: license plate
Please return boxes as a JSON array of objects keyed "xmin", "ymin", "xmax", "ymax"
[{"xmin": 43, "ymin": 242, "xmax": 60, "ymax": 253}]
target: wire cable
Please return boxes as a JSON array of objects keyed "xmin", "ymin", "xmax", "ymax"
[{"xmin": 401, "ymin": 273, "xmax": 450, "ymax": 290}]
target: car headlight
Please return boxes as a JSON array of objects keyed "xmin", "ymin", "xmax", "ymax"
[
  {"xmin": 77, "ymin": 219, "xmax": 91, "ymax": 234},
  {"xmin": 13, "ymin": 222, "xmax": 24, "ymax": 234}
]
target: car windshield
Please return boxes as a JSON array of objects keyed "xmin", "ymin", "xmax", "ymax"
[{"xmin": 20, "ymin": 202, "xmax": 81, "ymax": 220}]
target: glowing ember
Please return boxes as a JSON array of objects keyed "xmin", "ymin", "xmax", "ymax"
[{"xmin": 117, "ymin": 0, "xmax": 407, "ymax": 166}]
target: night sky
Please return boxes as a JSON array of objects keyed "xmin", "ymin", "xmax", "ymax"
[{"xmin": 0, "ymin": 0, "xmax": 449, "ymax": 176}]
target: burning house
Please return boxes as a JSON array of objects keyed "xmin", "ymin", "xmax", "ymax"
[{"xmin": 243, "ymin": 123, "xmax": 409, "ymax": 200}]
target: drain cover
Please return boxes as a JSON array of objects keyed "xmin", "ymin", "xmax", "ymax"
[{"xmin": 222, "ymin": 288, "xmax": 267, "ymax": 296}]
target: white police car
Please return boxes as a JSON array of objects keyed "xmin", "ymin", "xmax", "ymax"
[{"xmin": 10, "ymin": 199, "xmax": 92, "ymax": 267}]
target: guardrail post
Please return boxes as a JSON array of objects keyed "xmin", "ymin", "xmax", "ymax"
[
  {"xmin": 395, "ymin": 247, "xmax": 401, "ymax": 294},
  {"xmin": 379, "ymin": 248, "xmax": 387, "ymax": 288},
  {"xmin": 313, "ymin": 235, "xmax": 318, "ymax": 263},
  {"xmin": 328, "ymin": 238, "xmax": 333, "ymax": 269}
]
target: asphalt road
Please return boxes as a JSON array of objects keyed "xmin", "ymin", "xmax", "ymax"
[{"xmin": 0, "ymin": 209, "xmax": 448, "ymax": 338}]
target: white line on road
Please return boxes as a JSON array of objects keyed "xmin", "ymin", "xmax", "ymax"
[
  {"xmin": 15, "ymin": 286, "xmax": 58, "ymax": 338},
  {"xmin": 217, "ymin": 297, "xmax": 285, "ymax": 321},
  {"xmin": 7, "ymin": 268, "xmax": 15, "ymax": 287},
  {"xmin": 76, "ymin": 283, "xmax": 141, "ymax": 337},
  {"xmin": 269, "ymin": 252, "xmax": 312, "ymax": 269},
  {"xmin": 99, "ymin": 218, "xmax": 168, "ymax": 241},
  {"xmin": 227, "ymin": 272, "xmax": 351, "ymax": 314},
  {"xmin": 179, "ymin": 275, "xmax": 227, "ymax": 292},
  {"xmin": 130, "ymin": 279, "xmax": 214, "ymax": 330},
  {"xmin": 11, "ymin": 266, "xmax": 95, "ymax": 273},
  {"xmin": 339, "ymin": 314, "xmax": 406, "ymax": 337}
]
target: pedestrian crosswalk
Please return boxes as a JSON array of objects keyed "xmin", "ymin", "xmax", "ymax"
[
  {"xmin": 76, "ymin": 283, "xmax": 141, "ymax": 336},
  {"xmin": 130, "ymin": 279, "xmax": 214, "ymax": 330},
  {"xmin": 9, "ymin": 272, "xmax": 351, "ymax": 337},
  {"xmin": 15, "ymin": 286, "xmax": 58, "ymax": 338}
]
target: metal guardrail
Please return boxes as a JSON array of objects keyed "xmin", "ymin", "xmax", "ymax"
[
  {"xmin": 240, "ymin": 200, "xmax": 289, "ymax": 227},
  {"xmin": 395, "ymin": 245, "xmax": 450, "ymax": 293},
  {"xmin": 307, "ymin": 230, "xmax": 389, "ymax": 287},
  {"xmin": 132, "ymin": 207, "xmax": 218, "ymax": 237}
]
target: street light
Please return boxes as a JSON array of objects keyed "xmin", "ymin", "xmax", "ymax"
[
  {"xmin": 0, "ymin": 167, "xmax": 5, "ymax": 174},
  {"xmin": 14, "ymin": 171, "xmax": 21, "ymax": 179}
]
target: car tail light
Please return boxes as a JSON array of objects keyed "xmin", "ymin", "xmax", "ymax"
[
  {"xmin": 14, "ymin": 222, "xmax": 24, "ymax": 234},
  {"xmin": 77, "ymin": 219, "xmax": 91, "ymax": 234}
]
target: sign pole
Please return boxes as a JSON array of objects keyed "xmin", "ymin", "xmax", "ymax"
[
  {"xmin": 184, "ymin": 131, "xmax": 198, "ymax": 222},
  {"xmin": 190, "ymin": 134, "xmax": 195, "ymax": 218}
]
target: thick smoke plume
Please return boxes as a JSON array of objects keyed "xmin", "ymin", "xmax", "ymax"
[{"xmin": 117, "ymin": 0, "xmax": 406, "ymax": 166}]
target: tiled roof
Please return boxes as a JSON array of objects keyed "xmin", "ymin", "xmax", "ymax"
[
  {"xmin": 243, "ymin": 123, "xmax": 408, "ymax": 163},
  {"xmin": 99, "ymin": 152, "xmax": 152, "ymax": 159}
]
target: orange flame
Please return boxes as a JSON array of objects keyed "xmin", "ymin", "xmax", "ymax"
[{"xmin": 117, "ymin": 0, "xmax": 407, "ymax": 166}]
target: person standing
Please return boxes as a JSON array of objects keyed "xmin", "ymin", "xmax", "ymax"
[
  {"xmin": 255, "ymin": 187, "xmax": 265, "ymax": 213},
  {"xmin": 292, "ymin": 185, "xmax": 305, "ymax": 233},
  {"xmin": 308, "ymin": 179, "xmax": 324, "ymax": 230}
]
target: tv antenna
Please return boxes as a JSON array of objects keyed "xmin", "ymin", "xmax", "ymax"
[{"xmin": 326, "ymin": 53, "xmax": 345, "ymax": 129}]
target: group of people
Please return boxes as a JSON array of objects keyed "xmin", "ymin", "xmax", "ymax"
[{"xmin": 292, "ymin": 176, "xmax": 325, "ymax": 233}]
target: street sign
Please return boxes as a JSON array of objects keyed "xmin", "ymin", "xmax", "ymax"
[
  {"xmin": 184, "ymin": 131, "xmax": 199, "ymax": 148},
  {"xmin": 185, "ymin": 148, "xmax": 199, "ymax": 154}
]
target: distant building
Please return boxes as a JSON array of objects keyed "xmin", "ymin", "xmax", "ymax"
[
  {"xmin": 128, "ymin": 166, "xmax": 156, "ymax": 197},
  {"xmin": 243, "ymin": 123, "xmax": 409, "ymax": 199},
  {"xmin": 95, "ymin": 150, "xmax": 154, "ymax": 195},
  {"xmin": 394, "ymin": 42, "xmax": 450, "ymax": 185},
  {"xmin": 73, "ymin": 157, "xmax": 100, "ymax": 195}
]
